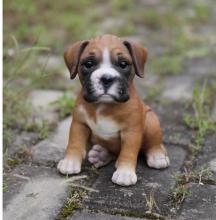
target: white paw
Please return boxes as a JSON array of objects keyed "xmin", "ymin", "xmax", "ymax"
[
  {"xmin": 88, "ymin": 144, "xmax": 113, "ymax": 168},
  {"xmin": 57, "ymin": 158, "xmax": 81, "ymax": 174},
  {"xmin": 147, "ymin": 153, "xmax": 170, "ymax": 169},
  {"xmin": 112, "ymin": 168, "xmax": 137, "ymax": 186}
]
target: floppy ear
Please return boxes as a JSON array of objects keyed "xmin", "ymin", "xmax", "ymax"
[
  {"xmin": 64, "ymin": 40, "xmax": 89, "ymax": 79},
  {"xmin": 123, "ymin": 41, "xmax": 148, "ymax": 78}
]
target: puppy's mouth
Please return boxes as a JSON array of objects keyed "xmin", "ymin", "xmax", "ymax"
[
  {"xmin": 84, "ymin": 93, "xmax": 129, "ymax": 103},
  {"xmin": 97, "ymin": 94, "xmax": 116, "ymax": 103}
]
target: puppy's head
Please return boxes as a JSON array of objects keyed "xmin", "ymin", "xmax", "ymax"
[{"xmin": 64, "ymin": 35, "xmax": 148, "ymax": 103}]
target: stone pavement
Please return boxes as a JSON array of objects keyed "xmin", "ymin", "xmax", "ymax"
[{"xmin": 3, "ymin": 66, "xmax": 216, "ymax": 220}]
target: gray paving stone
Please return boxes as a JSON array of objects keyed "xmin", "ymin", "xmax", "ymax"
[
  {"xmin": 30, "ymin": 89, "xmax": 63, "ymax": 110},
  {"xmin": 70, "ymin": 210, "xmax": 144, "ymax": 220},
  {"xmin": 161, "ymin": 75, "xmax": 194, "ymax": 101},
  {"xmin": 31, "ymin": 117, "xmax": 72, "ymax": 165},
  {"xmin": 194, "ymin": 134, "xmax": 216, "ymax": 178},
  {"xmin": 83, "ymin": 145, "xmax": 186, "ymax": 216},
  {"xmin": 29, "ymin": 89, "xmax": 64, "ymax": 125},
  {"xmin": 3, "ymin": 165, "xmax": 68, "ymax": 220},
  {"xmin": 212, "ymin": 101, "xmax": 216, "ymax": 122},
  {"xmin": 163, "ymin": 125, "xmax": 193, "ymax": 148},
  {"xmin": 37, "ymin": 55, "xmax": 64, "ymax": 71},
  {"xmin": 186, "ymin": 56, "xmax": 216, "ymax": 77},
  {"xmin": 134, "ymin": 74, "xmax": 159, "ymax": 99},
  {"xmin": 177, "ymin": 184, "xmax": 216, "ymax": 220},
  {"xmin": 8, "ymin": 132, "xmax": 40, "ymax": 156},
  {"xmin": 150, "ymin": 102, "xmax": 194, "ymax": 148},
  {"xmin": 209, "ymin": 158, "xmax": 216, "ymax": 173}
]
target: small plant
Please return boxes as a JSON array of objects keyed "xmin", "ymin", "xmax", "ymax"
[
  {"xmin": 170, "ymin": 184, "xmax": 190, "ymax": 205},
  {"xmin": 52, "ymin": 93, "xmax": 75, "ymax": 119},
  {"xmin": 3, "ymin": 181, "xmax": 8, "ymax": 192},
  {"xmin": 184, "ymin": 81, "xmax": 215, "ymax": 154},
  {"xmin": 173, "ymin": 166, "xmax": 214, "ymax": 185},
  {"xmin": 3, "ymin": 36, "xmax": 51, "ymax": 157},
  {"xmin": 171, "ymin": 166, "xmax": 215, "ymax": 206},
  {"xmin": 57, "ymin": 188, "xmax": 86, "ymax": 220},
  {"xmin": 193, "ymin": 4, "xmax": 211, "ymax": 22},
  {"xmin": 143, "ymin": 188, "xmax": 159, "ymax": 214}
]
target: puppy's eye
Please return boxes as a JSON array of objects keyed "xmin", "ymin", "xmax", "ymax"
[
  {"xmin": 83, "ymin": 60, "xmax": 94, "ymax": 69},
  {"xmin": 119, "ymin": 60, "xmax": 129, "ymax": 69}
]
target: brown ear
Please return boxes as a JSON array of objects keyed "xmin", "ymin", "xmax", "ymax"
[
  {"xmin": 64, "ymin": 40, "xmax": 89, "ymax": 79},
  {"xmin": 123, "ymin": 41, "xmax": 148, "ymax": 78}
]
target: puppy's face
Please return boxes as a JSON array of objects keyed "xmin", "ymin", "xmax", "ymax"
[
  {"xmin": 64, "ymin": 35, "xmax": 148, "ymax": 103},
  {"xmin": 80, "ymin": 45, "xmax": 133, "ymax": 103}
]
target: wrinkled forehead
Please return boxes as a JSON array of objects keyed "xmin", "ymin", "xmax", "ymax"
[{"xmin": 80, "ymin": 38, "xmax": 132, "ymax": 62}]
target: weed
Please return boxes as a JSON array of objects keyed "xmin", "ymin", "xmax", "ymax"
[
  {"xmin": 193, "ymin": 4, "xmax": 211, "ymax": 22},
  {"xmin": 171, "ymin": 166, "xmax": 215, "ymax": 206},
  {"xmin": 183, "ymin": 81, "xmax": 215, "ymax": 154},
  {"xmin": 3, "ymin": 37, "xmax": 51, "ymax": 155},
  {"xmin": 57, "ymin": 188, "xmax": 86, "ymax": 220},
  {"xmin": 174, "ymin": 166, "xmax": 214, "ymax": 185},
  {"xmin": 143, "ymin": 188, "xmax": 160, "ymax": 214},
  {"xmin": 170, "ymin": 184, "xmax": 190, "ymax": 205},
  {"xmin": 38, "ymin": 120, "xmax": 50, "ymax": 139},
  {"xmin": 3, "ymin": 181, "xmax": 9, "ymax": 192},
  {"xmin": 52, "ymin": 93, "xmax": 75, "ymax": 119}
]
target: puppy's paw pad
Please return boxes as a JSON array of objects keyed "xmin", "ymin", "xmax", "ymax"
[
  {"xmin": 88, "ymin": 144, "xmax": 113, "ymax": 168},
  {"xmin": 147, "ymin": 154, "xmax": 170, "ymax": 169},
  {"xmin": 112, "ymin": 168, "xmax": 137, "ymax": 186},
  {"xmin": 57, "ymin": 158, "xmax": 81, "ymax": 174}
]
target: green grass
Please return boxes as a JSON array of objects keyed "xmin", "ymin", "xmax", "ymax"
[
  {"xmin": 170, "ymin": 184, "xmax": 190, "ymax": 205},
  {"xmin": 193, "ymin": 4, "xmax": 211, "ymax": 23},
  {"xmin": 170, "ymin": 166, "xmax": 215, "ymax": 206},
  {"xmin": 52, "ymin": 93, "xmax": 76, "ymax": 119},
  {"xmin": 184, "ymin": 81, "xmax": 215, "ymax": 154},
  {"xmin": 170, "ymin": 80, "xmax": 216, "ymax": 207},
  {"xmin": 3, "ymin": 38, "xmax": 51, "ymax": 153},
  {"xmin": 57, "ymin": 188, "xmax": 87, "ymax": 220}
]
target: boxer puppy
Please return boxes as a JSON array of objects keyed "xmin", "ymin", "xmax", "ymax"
[{"xmin": 57, "ymin": 35, "xmax": 170, "ymax": 186}]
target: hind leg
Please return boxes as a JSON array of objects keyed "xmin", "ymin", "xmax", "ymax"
[{"xmin": 142, "ymin": 108, "xmax": 170, "ymax": 169}]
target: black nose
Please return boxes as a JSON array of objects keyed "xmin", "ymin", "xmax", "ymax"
[{"xmin": 100, "ymin": 75, "xmax": 115, "ymax": 88}]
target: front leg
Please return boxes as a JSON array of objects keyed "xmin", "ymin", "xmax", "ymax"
[
  {"xmin": 112, "ymin": 129, "xmax": 142, "ymax": 186},
  {"xmin": 57, "ymin": 119, "xmax": 90, "ymax": 175}
]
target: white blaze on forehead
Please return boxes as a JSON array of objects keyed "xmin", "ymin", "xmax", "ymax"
[
  {"xmin": 90, "ymin": 48, "xmax": 120, "ymax": 96},
  {"xmin": 101, "ymin": 48, "xmax": 112, "ymax": 67}
]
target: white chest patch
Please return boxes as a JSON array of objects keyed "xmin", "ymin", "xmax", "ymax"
[{"xmin": 78, "ymin": 105, "xmax": 120, "ymax": 140}]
